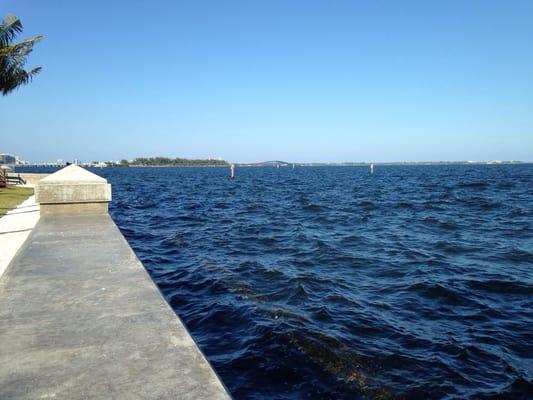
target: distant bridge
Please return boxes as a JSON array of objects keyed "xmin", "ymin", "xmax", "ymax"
[{"xmin": 236, "ymin": 160, "xmax": 291, "ymax": 167}]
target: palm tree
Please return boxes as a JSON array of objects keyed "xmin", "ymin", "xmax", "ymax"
[{"xmin": 0, "ymin": 14, "xmax": 42, "ymax": 95}]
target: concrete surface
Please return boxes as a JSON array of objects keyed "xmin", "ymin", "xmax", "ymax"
[
  {"xmin": 39, "ymin": 165, "xmax": 106, "ymax": 184},
  {"xmin": 0, "ymin": 213, "xmax": 231, "ymax": 399},
  {"xmin": 39, "ymin": 201, "xmax": 108, "ymax": 214},
  {"xmin": 35, "ymin": 165, "xmax": 111, "ymax": 213},
  {"xmin": 0, "ymin": 195, "xmax": 40, "ymax": 279},
  {"xmin": 19, "ymin": 173, "xmax": 49, "ymax": 187}
]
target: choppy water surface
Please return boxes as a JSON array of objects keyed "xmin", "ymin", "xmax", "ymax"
[{"xmin": 97, "ymin": 166, "xmax": 532, "ymax": 398}]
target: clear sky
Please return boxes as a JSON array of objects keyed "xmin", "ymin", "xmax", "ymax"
[{"xmin": 1, "ymin": 0, "xmax": 532, "ymax": 163}]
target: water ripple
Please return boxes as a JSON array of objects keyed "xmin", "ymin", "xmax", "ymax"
[{"xmin": 102, "ymin": 164, "xmax": 533, "ymax": 399}]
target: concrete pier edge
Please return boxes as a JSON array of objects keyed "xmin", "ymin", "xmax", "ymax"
[{"xmin": 0, "ymin": 165, "xmax": 231, "ymax": 399}]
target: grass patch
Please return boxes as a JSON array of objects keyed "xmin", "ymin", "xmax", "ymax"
[{"xmin": 0, "ymin": 187, "xmax": 34, "ymax": 218}]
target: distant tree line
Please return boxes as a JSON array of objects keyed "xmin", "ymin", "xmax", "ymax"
[{"xmin": 120, "ymin": 157, "xmax": 228, "ymax": 167}]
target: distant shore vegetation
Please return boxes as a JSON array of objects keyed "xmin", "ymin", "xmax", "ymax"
[{"xmin": 117, "ymin": 157, "xmax": 228, "ymax": 167}]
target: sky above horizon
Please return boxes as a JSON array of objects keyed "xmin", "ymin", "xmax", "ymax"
[{"xmin": 1, "ymin": 0, "xmax": 532, "ymax": 163}]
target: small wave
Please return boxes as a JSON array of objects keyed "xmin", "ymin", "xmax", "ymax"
[
  {"xmin": 302, "ymin": 202, "xmax": 331, "ymax": 212},
  {"xmin": 433, "ymin": 240, "xmax": 481, "ymax": 254},
  {"xmin": 422, "ymin": 216, "xmax": 461, "ymax": 230},
  {"xmin": 160, "ymin": 232, "xmax": 190, "ymax": 248},
  {"xmin": 507, "ymin": 208, "xmax": 529, "ymax": 217},
  {"xmin": 460, "ymin": 196, "xmax": 503, "ymax": 210},
  {"xmin": 357, "ymin": 200, "xmax": 378, "ymax": 210},
  {"xmin": 407, "ymin": 282, "xmax": 477, "ymax": 306},
  {"xmin": 394, "ymin": 201, "xmax": 415, "ymax": 210},
  {"xmin": 288, "ymin": 284, "xmax": 310, "ymax": 304},
  {"xmin": 457, "ymin": 181, "xmax": 490, "ymax": 189},
  {"xmin": 133, "ymin": 200, "xmax": 158, "ymax": 209},
  {"xmin": 466, "ymin": 279, "xmax": 533, "ymax": 295},
  {"xmin": 478, "ymin": 377, "xmax": 533, "ymax": 399}
]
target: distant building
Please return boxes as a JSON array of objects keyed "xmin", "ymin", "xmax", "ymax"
[{"xmin": 0, "ymin": 153, "xmax": 17, "ymax": 165}]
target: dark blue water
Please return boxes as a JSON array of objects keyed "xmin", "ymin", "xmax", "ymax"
[{"xmin": 22, "ymin": 165, "xmax": 533, "ymax": 399}]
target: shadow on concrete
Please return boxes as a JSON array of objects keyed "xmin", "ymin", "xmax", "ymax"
[
  {"xmin": 0, "ymin": 228, "xmax": 34, "ymax": 235},
  {"xmin": 0, "ymin": 210, "xmax": 39, "ymax": 216}
]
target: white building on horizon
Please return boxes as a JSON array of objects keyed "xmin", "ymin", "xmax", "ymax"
[{"xmin": 0, "ymin": 153, "xmax": 20, "ymax": 165}]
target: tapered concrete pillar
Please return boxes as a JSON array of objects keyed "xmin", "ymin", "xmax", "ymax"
[{"xmin": 35, "ymin": 165, "xmax": 111, "ymax": 214}]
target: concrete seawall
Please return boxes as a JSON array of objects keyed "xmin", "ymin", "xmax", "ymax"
[
  {"xmin": 0, "ymin": 166, "xmax": 231, "ymax": 399},
  {"xmin": 19, "ymin": 173, "xmax": 49, "ymax": 187}
]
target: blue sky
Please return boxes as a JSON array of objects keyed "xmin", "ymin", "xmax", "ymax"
[{"xmin": 1, "ymin": 0, "xmax": 532, "ymax": 163}]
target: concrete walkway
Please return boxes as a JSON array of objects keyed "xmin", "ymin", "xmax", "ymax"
[
  {"xmin": 0, "ymin": 195, "xmax": 40, "ymax": 278},
  {"xmin": 0, "ymin": 213, "xmax": 230, "ymax": 399}
]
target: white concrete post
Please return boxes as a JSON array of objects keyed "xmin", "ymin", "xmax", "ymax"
[{"xmin": 35, "ymin": 165, "xmax": 111, "ymax": 214}]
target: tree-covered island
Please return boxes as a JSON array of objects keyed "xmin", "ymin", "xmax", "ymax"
[{"xmin": 118, "ymin": 157, "xmax": 228, "ymax": 167}]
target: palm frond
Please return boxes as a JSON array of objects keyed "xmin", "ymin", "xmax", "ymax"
[
  {"xmin": 0, "ymin": 14, "xmax": 42, "ymax": 95},
  {"xmin": 0, "ymin": 15, "xmax": 23, "ymax": 47},
  {"xmin": 1, "ymin": 66, "xmax": 41, "ymax": 95},
  {"xmin": 0, "ymin": 35, "xmax": 43, "ymax": 57}
]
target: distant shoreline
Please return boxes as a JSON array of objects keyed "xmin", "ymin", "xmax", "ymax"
[
  {"xmin": 12, "ymin": 161, "xmax": 530, "ymax": 169},
  {"xmin": 127, "ymin": 164, "xmax": 228, "ymax": 168},
  {"xmin": 236, "ymin": 161, "xmax": 528, "ymax": 167}
]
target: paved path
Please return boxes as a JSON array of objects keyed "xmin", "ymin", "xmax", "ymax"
[
  {"xmin": 0, "ymin": 213, "xmax": 231, "ymax": 399},
  {"xmin": 0, "ymin": 195, "xmax": 40, "ymax": 278}
]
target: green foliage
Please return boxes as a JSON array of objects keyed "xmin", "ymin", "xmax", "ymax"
[
  {"xmin": 129, "ymin": 157, "xmax": 228, "ymax": 167},
  {"xmin": 0, "ymin": 14, "xmax": 42, "ymax": 95},
  {"xmin": 0, "ymin": 186, "xmax": 33, "ymax": 217}
]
